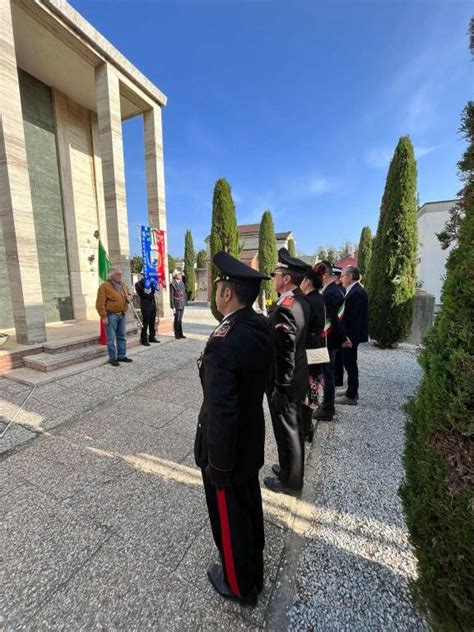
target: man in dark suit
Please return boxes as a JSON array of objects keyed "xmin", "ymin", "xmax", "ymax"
[
  {"xmin": 333, "ymin": 268, "xmax": 345, "ymax": 387},
  {"xmin": 313, "ymin": 261, "xmax": 346, "ymax": 421},
  {"xmin": 264, "ymin": 248, "xmax": 310, "ymax": 496},
  {"xmin": 195, "ymin": 251, "xmax": 272, "ymax": 607},
  {"xmin": 335, "ymin": 266, "xmax": 369, "ymax": 405},
  {"xmin": 135, "ymin": 275, "xmax": 159, "ymax": 346}
]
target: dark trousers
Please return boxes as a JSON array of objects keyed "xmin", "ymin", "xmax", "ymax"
[
  {"xmin": 202, "ymin": 470, "xmax": 264, "ymax": 597},
  {"xmin": 269, "ymin": 398, "xmax": 305, "ymax": 489},
  {"xmin": 321, "ymin": 348, "xmax": 337, "ymax": 411},
  {"xmin": 343, "ymin": 343, "xmax": 359, "ymax": 399},
  {"xmin": 174, "ymin": 309, "xmax": 184, "ymax": 338},
  {"xmin": 334, "ymin": 346, "xmax": 344, "ymax": 387},
  {"xmin": 140, "ymin": 305, "xmax": 156, "ymax": 342}
]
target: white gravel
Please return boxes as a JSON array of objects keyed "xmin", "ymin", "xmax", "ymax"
[{"xmin": 287, "ymin": 343, "xmax": 428, "ymax": 631}]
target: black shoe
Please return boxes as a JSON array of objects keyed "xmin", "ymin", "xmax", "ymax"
[
  {"xmin": 149, "ymin": 338, "xmax": 160, "ymax": 343},
  {"xmin": 271, "ymin": 463, "xmax": 281, "ymax": 477},
  {"xmin": 305, "ymin": 429, "xmax": 314, "ymax": 443},
  {"xmin": 207, "ymin": 563, "xmax": 258, "ymax": 607},
  {"xmin": 263, "ymin": 476, "xmax": 301, "ymax": 497},
  {"xmin": 109, "ymin": 359, "xmax": 120, "ymax": 367},
  {"xmin": 141, "ymin": 340, "xmax": 150, "ymax": 347},
  {"xmin": 314, "ymin": 406, "xmax": 335, "ymax": 421},
  {"xmin": 118, "ymin": 357, "xmax": 133, "ymax": 363},
  {"xmin": 180, "ymin": 335, "xmax": 187, "ymax": 339}
]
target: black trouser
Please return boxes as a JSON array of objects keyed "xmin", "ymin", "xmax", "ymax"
[
  {"xmin": 140, "ymin": 304, "xmax": 156, "ymax": 342},
  {"xmin": 174, "ymin": 309, "xmax": 184, "ymax": 338},
  {"xmin": 321, "ymin": 348, "xmax": 337, "ymax": 411},
  {"xmin": 269, "ymin": 397, "xmax": 305, "ymax": 490},
  {"xmin": 343, "ymin": 343, "xmax": 359, "ymax": 399},
  {"xmin": 334, "ymin": 346, "xmax": 344, "ymax": 387},
  {"xmin": 202, "ymin": 470, "xmax": 264, "ymax": 597}
]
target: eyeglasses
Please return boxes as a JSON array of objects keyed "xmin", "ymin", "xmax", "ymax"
[{"xmin": 270, "ymin": 271, "xmax": 284, "ymax": 278}]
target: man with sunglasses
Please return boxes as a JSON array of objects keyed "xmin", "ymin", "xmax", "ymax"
[{"xmin": 264, "ymin": 248, "xmax": 310, "ymax": 496}]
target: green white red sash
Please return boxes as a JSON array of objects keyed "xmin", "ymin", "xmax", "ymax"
[{"xmin": 322, "ymin": 302, "xmax": 345, "ymax": 337}]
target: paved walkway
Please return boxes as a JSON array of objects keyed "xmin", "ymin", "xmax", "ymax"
[{"xmin": 1, "ymin": 305, "xmax": 425, "ymax": 630}]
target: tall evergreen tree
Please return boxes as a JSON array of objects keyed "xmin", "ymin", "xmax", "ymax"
[
  {"xmin": 287, "ymin": 237, "xmax": 296, "ymax": 257},
  {"xmin": 184, "ymin": 229, "xmax": 195, "ymax": 301},
  {"xmin": 316, "ymin": 246, "xmax": 327, "ymax": 261},
  {"xmin": 130, "ymin": 255, "xmax": 143, "ymax": 274},
  {"xmin": 326, "ymin": 245, "xmax": 338, "ymax": 263},
  {"xmin": 168, "ymin": 254, "xmax": 176, "ymax": 275},
  {"xmin": 258, "ymin": 210, "xmax": 278, "ymax": 307},
  {"xmin": 400, "ymin": 99, "xmax": 474, "ymax": 631},
  {"xmin": 366, "ymin": 136, "xmax": 418, "ymax": 347},
  {"xmin": 210, "ymin": 178, "xmax": 240, "ymax": 320},
  {"xmin": 357, "ymin": 226, "xmax": 373, "ymax": 280},
  {"xmin": 196, "ymin": 249, "xmax": 207, "ymax": 269}
]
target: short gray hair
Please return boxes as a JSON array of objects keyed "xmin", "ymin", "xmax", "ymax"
[
  {"xmin": 107, "ymin": 266, "xmax": 122, "ymax": 279},
  {"xmin": 343, "ymin": 266, "xmax": 361, "ymax": 281}
]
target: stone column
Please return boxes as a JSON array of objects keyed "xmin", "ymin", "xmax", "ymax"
[
  {"xmin": 95, "ymin": 63, "xmax": 130, "ymax": 282},
  {"xmin": 0, "ymin": 0, "xmax": 46, "ymax": 344},
  {"xmin": 143, "ymin": 106, "xmax": 171, "ymax": 319}
]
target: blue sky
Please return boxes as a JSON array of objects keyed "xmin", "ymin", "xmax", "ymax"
[{"xmin": 72, "ymin": 0, "xmax": 473, "ymax": 258}]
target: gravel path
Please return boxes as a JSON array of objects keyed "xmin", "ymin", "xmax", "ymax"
[{"xmin": 287, "ymin": 343, "xmax": 428, "ymax": 631}]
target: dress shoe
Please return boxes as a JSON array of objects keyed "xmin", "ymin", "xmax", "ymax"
[
  {"xmin": 118, "ymin": 357, "xmax": 133, "ymax": 363},
  {"xmin": 109, "ymin": 359, "xmax": 120, "ymax": 367},
  {"xmin": 149, "ymin": 338, "xmax": 160, "ymax": 343},
  {"xmin": 335, "ymin": 395, "xmax": 358, "ymax": 406},
  {"xmin": 141, "ymin": 340, "xmax": 150, "ymax": 347},
  {"xmin": 313, "ymin": 406, "xmax": 335, "ymax": 421},
  {"xmin": 180, "ymin": 335, "xmax": 187, "ymax": 339},
  {"xmin": 263, "ymin": 476, "xmax": 301, "ymax": 497},
  {"xmin": 271, "ymin": 463, "xmax": 281, "ymax": 477},
  {"xmin": 305, "ymin": 428, "xmax": 314, "ymax": 443},
  {"xmin": 207, "ymin": 563, "xmax": 258, "ymax": 607}
]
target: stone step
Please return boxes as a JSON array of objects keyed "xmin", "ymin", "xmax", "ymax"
[
  {"xmin": 42, "ymin": 324, "xmax": 138, "ymax": 354},
  {"xmin": 24, "ymin": 345, "xmax": 108, "ymax": 372},
  {"xmin": 3, "ymin": 339, "xmax": 144, "ymax": 386}
]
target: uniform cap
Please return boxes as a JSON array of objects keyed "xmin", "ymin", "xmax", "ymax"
[
  {"xmin": 332, "ymin": 266, "xmax": 342, "ymax": 275},
  {"xmin": 213, "ymin": 251, "xmax": 270, "ymax": 285},
  {"xmin": 276, "ymin": 248, "xmax": 310, "ymax": 274}
]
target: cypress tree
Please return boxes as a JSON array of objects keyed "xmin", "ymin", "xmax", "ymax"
[
  {"xmin": 196, "ymin": 249, "xmax": 207, "ymax": 269},
  {"xmin": 366, "ymin": 136, "xmax": 418, "ymax": 347},
  {"xmin": 400, "ymin": 100, "xmax": 474, "ymax": 630},
  {"xmin": 210, "ymin": 178, "xmax": 240, "ymax": 320},
  {"xmin": 287, "ymin": 237, "xmax": 296, "ymax": 257},
  {"xmin": 258, "ymin": 210, "xmax": 278, "ymax": 307},
  {"xmin": 357, "ymin": 226, "xmax": 373, "ymax": 280},
  {"xmin": 184, "ymin": 229, "xmax": 195, "ymax": 301}
]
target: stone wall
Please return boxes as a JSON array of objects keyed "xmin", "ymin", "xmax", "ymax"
[
  {"xmin": 18, "ymin": 70, "xmax": 73, "ymax": 323},
  {"xmin": 0, "ymin": 220, "xmax": 14, "ymax": 328}
]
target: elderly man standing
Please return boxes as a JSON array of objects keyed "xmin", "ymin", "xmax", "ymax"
[
  {"xmin": 96, "ymin": 266, "xmax": 133, "ymax": 367},
  {"xmin": 335, "ymin": 266, "xmax": 368, "ymax": 405},
  {"xmin": 170, "ymin": 271, "xmax": 187, "ymax": 339}
]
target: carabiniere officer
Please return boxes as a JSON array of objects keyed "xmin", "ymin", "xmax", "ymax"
[
  {"xmin": 194, "ymin": 251, "xmax": 273, "ymax": 607},
  {"xmin": 264, "ymin": 247, "xmax": 310, "ymax": 496}
]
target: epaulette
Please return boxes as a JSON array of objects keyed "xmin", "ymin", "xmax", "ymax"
[
  {"xmin": 212, "ymin": 319, "xmax": 235, "ymax": 339},
  {"xmin": 280, "ymin": 296, "xmax": 295, "ymax": 308}
]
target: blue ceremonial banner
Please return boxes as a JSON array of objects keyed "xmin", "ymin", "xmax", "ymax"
[{"xmin": 140, "ymin": 225, "xmax": 159, "ymax": 290}]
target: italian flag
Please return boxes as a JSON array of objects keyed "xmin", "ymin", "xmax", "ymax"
[{"xmin": 98, "ymin": 240, "xmax": 111, "ymax": 345}]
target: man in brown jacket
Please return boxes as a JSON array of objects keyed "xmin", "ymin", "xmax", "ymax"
[{"xmin": 96, "ymin": 266, "xmax": 133, "ymax": 366}]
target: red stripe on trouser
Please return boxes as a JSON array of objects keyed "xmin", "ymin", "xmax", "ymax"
[{"xmin": 216, "ymin": 489, "xmax": 241, "ymax": 597}]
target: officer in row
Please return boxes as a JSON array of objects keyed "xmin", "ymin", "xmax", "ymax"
[
  {"xmin": 194, "ymin": 251, "xmax": 273, "ymax": 607},
  {"xmin": 264, "ymin": 248, "xmax": 310, "ymax": 496}
]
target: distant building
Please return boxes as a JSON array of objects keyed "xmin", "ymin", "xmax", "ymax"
[
  {"xmin": 334, "ymin": 255, "xmax": 358, "ymax": 270},
  {"xmin": 417, "ymin": 200, "xmax": 457, "ymax": 305},
  {"xmin": 204, "ymin": 224, "xmax": 294, "ymax": 301}
]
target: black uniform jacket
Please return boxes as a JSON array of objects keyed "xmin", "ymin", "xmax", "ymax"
[
  {"xmin": 194, "ymin": 307, "xmax": 272, "ymax": 480},
  {"xmin": 135, "ymin": 280, "xmax": 157, "ymax": 309},
  {"xmin": 305, "ymin": 289, "xmax": 325, "ymax": 350},
  {"xmin": 322, "ymin": 281, "xmax": 346, "ymax": 351},
  {"xmin": 343, "ymin": 283, "xmax": 369, "ymax": 345},
  {"xmin": 268, "ymin": 287, "xmax": 310, "ymax": 401}
]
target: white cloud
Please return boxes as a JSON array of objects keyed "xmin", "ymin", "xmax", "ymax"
[{"xmin": 366, "ymin": 143, "xmax": 442, "ymax": 169}]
